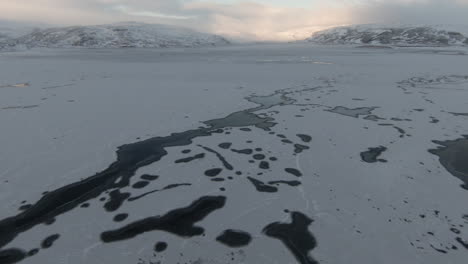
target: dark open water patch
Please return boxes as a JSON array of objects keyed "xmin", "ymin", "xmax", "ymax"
[
  {"xmin": 253, "ymin": 154, "xmax": 266, "ymax": 160},
  {"xmin": 162, "ymin": 183, "xmax": 192, "ymax": 191},
  {"xmin": 205, "ymin": 168, "xmax": 223, "ymax": 177},
  {"xmin": 430, "ymin": 117, "xmax": 440, "ymax": 124},
  {"xmin": 43, "ymin": 218, "xmax": 55, "ymax": 225},
  {"xmin": 27, "ymin": 249, "xmax": 39, "ymax": 257},
  {"xmin": 1, "ymin": 105, "xmax": 40, "ymax": 110},
  {"xmin": 263, "ymin": 212, "xmax": 318, "ymax": 264},
  {"xmin": 154, "ymin": 242, "xmax": 168, "ymax": 252},
  {"xmin": 449, "ymin": 112, "xmax": 468, "ymax": 117},
  {"xmin": 231, "ymin": 149, "xmax": 253, "ymax": 155},
  {"xmin": 390, "ymin": 118, "xmax": 411, "ymax": 122},
  {"xmin": 364, "ymin": 115, "xmax": 385, "ymax": 121},
  {"xmin": 393, "ymin": 126, "xmax": 407, "ymax": 138},
  {"xmin": 218, "ymin": 143, "xmax": 232, "ymax": 149},
  {"xmin": 101, "ymin": 196, "xmax": 226, "ymax": 242},
  {"xmin": 430, "ymin": 245, "xmax": 448, "ymax": 254},
  {"xmin": 41, "ymin": 234, "xmax": 60, "ymax": 249},
  {"xmin": 0, "ymin": 248, "xmax": 26, "ymax": 264},
  {"xmin": 259, "ymin": 161, "xmax": 270, "ymax": 170},
  {"xmin": 360, "ymin": 146, "xmax": 388, "ymax": 163},
  {"xmin": 216, "ymin": 230, "xmax": 252, "ymax": 248},
  {"xmin": 199, "ymin": 146, "xmax": 233, "ymax": 170},
  {"xmin": 105, "ymin": 190, "xmax": 131, "ymax": 212},
  {"xmin": 268, "ymin": 180, "xmax": 301, "ymax": 187},
  {"xmin": 204, "ymin": 111, "xmax": 276, "ymax": 131},
  {"xmin": 455, "ymin": 237, "xmax": 468, "ymax": 249},
  {"xmin": 463, "ymin": 214, "xmax": 468, "ymax": 221},
  {"xmin": 132, "ymin": 181, "xmax": 150, "ymax": 189},
  {"xmin": 128, "ymin": 183, "xmax": 192, "ymax": 202},
  {"xmin": 211, "ymin": 178, "xmax": 225, "ymax": 182},
  {"xmin": 140, "ymin": 174, "xmax": 159, "ymax": 181},
  {"xmin": 175, "ymin": 153, "xmax": 206, "ymax": 164},
  {"xmin": 429, "ymin": 136, "xmax": 468, "ymax": 190},
  {"xmin": 18, "ymin": 205, "xmax": 32, "ymax": 211},
  {"xmin": 247, "ymin": 177, "xmax": 278, "ymax": 193},
  {"xmin": 326, "ymin": 106, "xmax": 377, "ymax": 118},
  {"xmin": 296, "ymin": 134, "xmax": 312, "ymax": 143},
  {"xmin": 285, "ymin": 168, "xmax": 303, "ymax": 177},
  {"xmin": 113, "ymin": 213, "xmax": 129, "ymax": 222},
  {"xmin": 378, "ymin": 124, "xmax": 408, "ymax": 138},
  {"xmin": 294, "ymin": 144, "xmax": 310, "ymax": 154}
]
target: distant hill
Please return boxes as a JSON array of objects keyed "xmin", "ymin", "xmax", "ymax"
[
  {"xmin": 0, "ymin": 22, "xmax": 230, "ymax": 50},
  {"xmin": 306, "ymin": 25, "xmax": 468, "ymax": 46}
]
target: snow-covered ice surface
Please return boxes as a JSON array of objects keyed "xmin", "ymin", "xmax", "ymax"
[
  {"xmin": 307, "ymin": 25, "xmax": 468, "ymax": 47},
  {"xmin": 0, "ymin": 43, "xmax": 467, "ymax": 264}
]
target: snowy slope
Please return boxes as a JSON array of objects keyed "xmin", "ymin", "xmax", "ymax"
[
  {"xmin": 0, "ymin": 22, "xmax": 230, "ymax": 50},
  {"xmin": 307, "ymin": 25, "xmax": 468, "ymax": 46}
]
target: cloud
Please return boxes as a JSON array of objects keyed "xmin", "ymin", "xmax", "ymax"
[
  {"xmin": 348, "ymin": 0, "xmax": 468, "ymax": 26},
  {"xmin": 0, "ymin": 0, "xmax": 120, "ymax": 25},
  {"xmin": 0, "ymin": 0, "xmax": 467, "ymax": 41},
  {"xmin": 181, "ymin": 2, "xmax": 354, "ymax": 41}
]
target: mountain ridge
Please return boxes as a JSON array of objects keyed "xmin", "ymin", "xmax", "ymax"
[
  {"xmin": 306, "ymin": 25, "xmax": 468, "ymax": 46},
  {"xmin": 0, "ymin": 22, "xmax": 230, "ymax": 50}
]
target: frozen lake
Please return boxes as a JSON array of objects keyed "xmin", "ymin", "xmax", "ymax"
[{"xmin": 0, "ymin": 43, "xmax": 467, "ymax": 264}]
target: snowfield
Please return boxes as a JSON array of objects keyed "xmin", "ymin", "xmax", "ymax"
[
  {"xmin": 0, "ymin": 22, "xmax": 230, "ymax": 50},
  {"xmin": 0, "ymin": 42, "xmax": 467, "ymax": 264},
  {"xmin": 308, "ymin": 25, "xmax": 468, "ymax": 46}
]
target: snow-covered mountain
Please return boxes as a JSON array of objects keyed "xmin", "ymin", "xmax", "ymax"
[
  {"xmin": 307, "ymin": 25, "xmax": 468, "ymax": 46},
  {"xmin": 0, "ymin": 22, "xmax": 230, "ymax": 50}
]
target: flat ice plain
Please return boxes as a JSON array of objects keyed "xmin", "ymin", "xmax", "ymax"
[{"xmin": 0, "ymin": 43, "xmax": 467, "ymax": 264}]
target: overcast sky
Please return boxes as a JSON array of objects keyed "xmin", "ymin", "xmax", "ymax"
[{"xmin": 1, "ymin": 0, "xmax": 467, "ymax": 40}]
